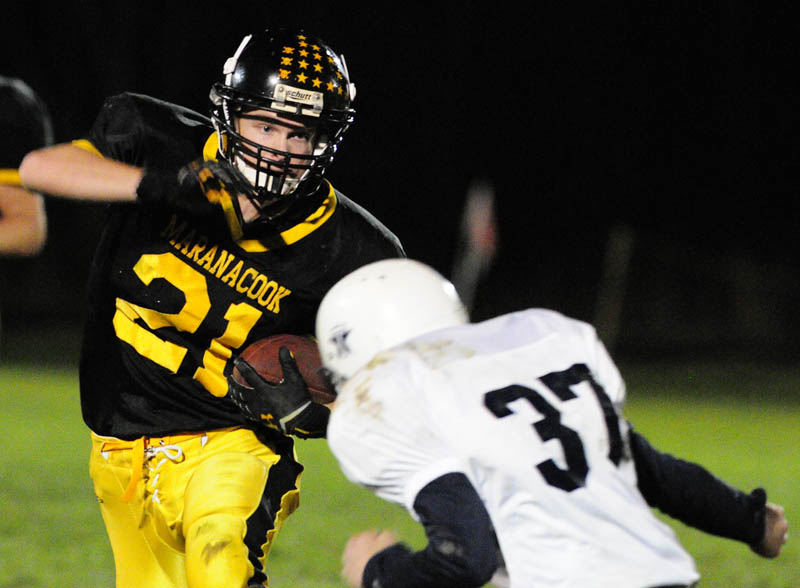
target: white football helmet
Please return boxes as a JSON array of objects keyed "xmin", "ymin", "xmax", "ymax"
[{"xmin": 315, "ymin": 259, "xmax": 469, "ymax": 383}]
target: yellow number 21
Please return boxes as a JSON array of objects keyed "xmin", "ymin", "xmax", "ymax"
[{"xmin": 113, "ymin": 253, "xmax": 262, "ymax": 397}]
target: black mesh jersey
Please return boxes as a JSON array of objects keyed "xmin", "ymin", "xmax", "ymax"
[{"xmin": 79, "ymin": 93, "xmax": 404, "ymax": 440}]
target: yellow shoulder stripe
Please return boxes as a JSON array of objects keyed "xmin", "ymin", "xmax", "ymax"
[
  {"xmin": 237, "ymin": 181, "xmax": 338, "ymax": 252},
  {"xmin": 203, "ymin": 132, "xmax": 221, "ymax": 161},
  {"xmin": 0, "ymin": 169, "xmax": 21, "ymax": 186},
  {"xmin": 72, "ymin": 138, "xmax": 103, "ymax": 156}
]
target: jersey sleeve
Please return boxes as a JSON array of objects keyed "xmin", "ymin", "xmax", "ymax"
[
  {"xmin": 587, "ymin": 324, "xmax": 626, "ymax": 411},
  {"xmin": 361, "ymin": 473, "xmax": 498, "ymax": 588},
  {"xmin": 86, "ymin": 92, "xmax": 212, "ymax": 169},
  {"xmin": 330, "ymin": 190, "xmax": 406, "ymax": 265},
  {"xmin": 630, "ymin": 428, "xmax": 767, "ymax": 546},
  {"xmin": 327, "ymin": 357, "xmax": 469, "ymax": 516}
]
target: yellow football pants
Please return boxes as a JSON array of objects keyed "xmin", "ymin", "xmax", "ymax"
[{"xmin": 89, "ymin": 427, "xmax": 302, "ymax": 588}]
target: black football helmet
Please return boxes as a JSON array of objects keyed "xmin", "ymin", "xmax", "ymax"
[
  {"xmin": 210, "ymin": 28, "xmax": 356, "ymax": 222},
  {"xmin": 0, "ymin": 76, "xmax": 53, "ymax": 168}
]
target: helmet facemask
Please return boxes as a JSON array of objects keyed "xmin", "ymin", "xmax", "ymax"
[
  {"xmin": 233, "ymin": 113, "xmax": 318, "ymax": 197},
  {"xmin": 213, "ymin": 103, "xmax": 346, "ymax": 221}
]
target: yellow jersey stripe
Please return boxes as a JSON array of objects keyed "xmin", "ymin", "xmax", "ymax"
[
  {"xmin": 0, "ymin": 169, "xmax": 21, "ymax": 186},
  {"xmin": 73, "ymin": 138, "xmax": 102, "ymax": 155},
  {"xmin": 236, "ymin": 182, "xmax": 338, "ymax": 252}
]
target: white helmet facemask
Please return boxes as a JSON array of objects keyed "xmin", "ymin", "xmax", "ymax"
[{"xmin": 232, "ymin": 151, "xmax": 306, "ymax": 197}]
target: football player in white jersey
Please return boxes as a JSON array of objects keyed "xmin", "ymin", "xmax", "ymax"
[{"xmin": 309, "ymin": 258, "xmax": 788, "ymax": 588}]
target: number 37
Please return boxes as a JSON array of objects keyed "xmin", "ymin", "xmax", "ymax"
[{"xmin": 484, "ymin": 363, "xmax": 624, "ymax": 492}]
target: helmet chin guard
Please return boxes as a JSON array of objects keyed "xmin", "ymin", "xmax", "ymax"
[{"xmin": 210, "ymin": 28, "xmax": 355, "ymax": 224}]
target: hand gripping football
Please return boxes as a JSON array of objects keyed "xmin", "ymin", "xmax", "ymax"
[{"xmin": 232, "ymin": 334, "xmax": 336, "ymax": 404}]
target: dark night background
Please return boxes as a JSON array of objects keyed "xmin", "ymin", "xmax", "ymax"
[{"xmin": 1, "ymin": 2, "xmax": 799, "ymax": 362}]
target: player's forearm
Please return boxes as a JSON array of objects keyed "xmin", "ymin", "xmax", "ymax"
[
  {"xmin": 19, "ymin": 143, "xmax": 142, "ymax": 202},
  {"xmin": 362, "ymin": 473, "xmax": 497, "ymax": 588},
  {"xmin": 630, "ymin": 429, "xmax": 766, "ymax": 545},
  {"xmin": 0, "ymin": 186, "xmax": 46, "ymax": 255},
  {"xmin": 0, "ymin": 218, "xmax": 46, "ymax": 255}
]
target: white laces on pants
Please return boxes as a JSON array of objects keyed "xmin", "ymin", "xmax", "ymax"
[{"xmin": 145, "ymin": 445, "xmax": 185, "ymax": 504}]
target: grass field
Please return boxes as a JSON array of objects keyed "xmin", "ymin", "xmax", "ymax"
[{"xmin": 0, "ymin": 359, "xmax": 797, "ymax": 587}]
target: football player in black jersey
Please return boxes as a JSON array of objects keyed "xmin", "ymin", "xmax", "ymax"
[
  {"xmin": 0, "ymin": 76, "xmax": 51, "ymax": 345},
  {"xmin": 0, "ymin": 76, "xmax": 51, "ymax": 256},
  {"xmin": 20, "ymin": 28, "xmax": 404, "ymax": 588}
]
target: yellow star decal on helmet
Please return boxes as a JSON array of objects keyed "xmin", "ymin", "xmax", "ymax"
[
  {"xmin": 313, "ymin": 52, "xmax": 322, "ymax": 60},
  {"xmin": 326, "ymin": 81, "xmax": 335, "ymax": 92},
  {"xmin": 299, "ymin": 40, "xmax": 308, "ymax": 48},
  {"xmin": 298, "ymin": 59, "xmax": 309, "ymax": 69},
  {"xmin": 297, "ymin": 72, "xmax": 308, "ymax": 83},
  {"xmin": 314, "ymin": 63, "xmax": 323, "ymax": 72},
  {"xmin": 299, "ymin": 49, "xmax": 309, "ymax": 57},
  {"xmin": 312, "ymin": 78, "xmax": 322, "ymax": 88}
]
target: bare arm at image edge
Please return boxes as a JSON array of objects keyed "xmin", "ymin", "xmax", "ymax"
[
  {"xmin": 19, "ymin": 142, "xmax": 142, "ymax": 203},
  {"xmin": 0, "ymin": 184, "xmax": 46, "ymax": 255}
]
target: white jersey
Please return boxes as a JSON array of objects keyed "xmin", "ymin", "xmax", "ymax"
[{"xmin": 327, "ymin": 308, "xmax": 700, "ymax": 588}]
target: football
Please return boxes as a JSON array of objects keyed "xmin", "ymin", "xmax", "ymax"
[{"xmin": 233, "ymin": 334, "xmax": 336, "ymax": 405}]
